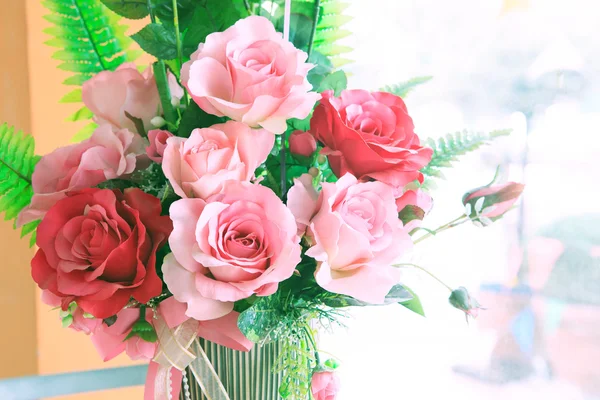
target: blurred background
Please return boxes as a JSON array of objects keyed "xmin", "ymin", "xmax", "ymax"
[{"xmin": 1, "ymin": 0, "xmax": 599, "ymax": 399}]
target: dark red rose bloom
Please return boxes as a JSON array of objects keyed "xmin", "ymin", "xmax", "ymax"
[
  {"xmin": 32, "ymin": 188, "xmax": 172, "ymax": 318},
  {"xmin": 310, "ymin": 89, "xmax": 433, "ymax": 190}
]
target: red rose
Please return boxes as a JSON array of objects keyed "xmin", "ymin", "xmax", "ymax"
[
  {"xmin": 31, "ymin": 188, "xmax": 172, "ymax": 319},
  {"xmin": 310, "ymin": 90, "xmax": 433, "ymax": 189}
]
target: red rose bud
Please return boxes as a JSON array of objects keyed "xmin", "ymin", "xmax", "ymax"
[
  {"xmin": 289, "ymin": 130, "xmax": 317, "ymax": 158},
  {"xmin": 462, "ymin": 182, "xmax": 524, "ymax": 227},
  {"xmin": 449, "ymin": 287, "xmax": 484, "ymax": 322}
]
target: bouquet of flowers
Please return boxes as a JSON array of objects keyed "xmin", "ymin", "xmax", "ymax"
[{"xmin": 0, "ymin": 1, "xmax": 524, "ymax": 399}]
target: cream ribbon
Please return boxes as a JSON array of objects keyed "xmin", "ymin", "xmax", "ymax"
[{"xmin": 152, "ymin": 315, "xmax": 231, "ymax": 400}]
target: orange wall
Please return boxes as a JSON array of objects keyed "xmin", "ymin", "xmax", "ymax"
[
  {"xmin": 0, "ymin": 0, "xmax": 38, "ymax": 380},
  {"xmin": 0, "ymin": 1, "xmax": 155, "ymax": 398}
]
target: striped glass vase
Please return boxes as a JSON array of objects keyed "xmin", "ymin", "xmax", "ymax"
[{"xmin": 181, "ymin": 338, "xmax": 282, "ymax": 400}]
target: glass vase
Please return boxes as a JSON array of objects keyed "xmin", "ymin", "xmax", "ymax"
[{"xmin": 181, "ymin": 338, "xmax": 282, "ymax": 400}]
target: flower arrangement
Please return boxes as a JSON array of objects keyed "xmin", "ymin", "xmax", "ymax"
[{"xmin": 0, "ymin": 1, "xmax": 524, "ymax": 399}]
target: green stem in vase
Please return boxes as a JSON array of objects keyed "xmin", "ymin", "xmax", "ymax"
[{"xmin": 280, "ymin": 135, "xmax": 287, "ymax": 198}]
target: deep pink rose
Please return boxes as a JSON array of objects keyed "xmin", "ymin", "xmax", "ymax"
[
  {"xmin": 181, "ymin": 16, "xmax": 321, "ymax": 134},
  {"xmin": 91, "ymin": 308, "xmax": 157, "ymax": 361},
  {"xmin": 310, "ymin": 90, "xmax": 433, "ymax": 189},
  {"xmin": 162, "ymin": 121, "xmax": 274, "ymax": 199},
  {"xmin": 311, "ymin": 371, "xmax": 341, "ymax": 400},
  {"xmin": 146, "ymin": 129, "xmax": 173, "ymax": 163},
  {"xmin": 162, "ymin": 181, "xmax": 301, "ymax": 320},
  {"xmin": 289, "ymin": 130, "xmax": 317, "ymax": 157},
  {"xmin": 31, "ymin": 188, "xmax": 173, "ymax": 319},
  {"xmin": 17, "ymin": 125, "xmax": 146, "ymax": 226},
  {"xmin": 83, "ymin": 63, "xmax": 183, "ymax": 134},
  {"xmin": 463, "ymin": 182, "xmax": 524, "ymax": 226},
  {"xmin": 289, "ymin": 173, "xmax": 412, "ymax": 303}
]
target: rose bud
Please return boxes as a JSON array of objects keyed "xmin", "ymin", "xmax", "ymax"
[
  {"xmin": 289, "ymin": 130, "xmax": 317, "ymax": 158},
  {"xmin": 311, "ymin": 371, "xmax": 341, "ymax": 400},
  {"xmin": 146, "ymin": 129, "xmax": 173, "ymax": 163},
  {"xmin": 462, "ymin": 182, "xmax": 524, "ymax": 227},
  {"xmin": 449, "ymin": 286, "xmax": 484, "ymax": 322}
]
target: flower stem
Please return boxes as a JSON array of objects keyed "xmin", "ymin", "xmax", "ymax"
[
  {"xmin": 153, "ymin": 61, "xmax": 178, "ymax": 126},
  {"xmin": 303, "ymin": 323, "xmax": 320, "ymax": 365},
  {"xmin": 147, "ymin": 0, "xmax": 156, "ymax": 23},
  {"xmin": 413, "ymin": 214, "xmax": 468, "ymax": 245},
  {"xmin": 171, "ymin": 0, "xmax": 188, "ymax": 105},
  {"xmin": 243, "ymin": 0, "xmax": 252, "ymax": 15},
  {"xmin": 280, "ymin": 136, "xmax": 287, "ymax": 198},
  {"xmin": 307, "ymin": 0, "xmax": 321, "ymax": 59},
  {"xmin": 393, "ymin": 263, "xmax": 454, "ymax": 292}
]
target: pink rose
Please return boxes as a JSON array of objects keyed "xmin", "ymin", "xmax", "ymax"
[
  {"xmin": 289, "ymin": 173, "xmax": 412, "ymax": 303},
  {"xmin": 463, "ymin": 182, "xmax": 524, "ymax": 226},
  {"xmin": 42, "ymin": 292, "xmax": 101, "ymax": 335},
  {"xmin": 83, "ymin": 63, "xmax": 183, "ymax": 134},
  {"xmin": 146, "ymin": 129, "xmax": 173, "ymax": 163},
  {"xmin": 17, "ymin": 125, "xmax": 146, "ymax": 226},
  {"xmin": 310, "ymin": 90, "xmax": 433, "ymax": 189},
  {"xmin": 311, "ymin": 371, "xmax": 341, "ymax": 400},
  {"xmin": 162, "ymin": 121, "xmax": 274, "ymax": 199},
  {"xmin": 289, "ymin": 130, "xmax": 317, "ymax": 158},
  {"xmin": 181, "ymin": 16, "xmax": 321, "ymax": 134},
  {"xmin": 91, "ymin": 308, "xmax": 157, "ymax": 361},
  {"xmin": 162, "ymin": 181, "xmax": 301, "ymax": 320}
]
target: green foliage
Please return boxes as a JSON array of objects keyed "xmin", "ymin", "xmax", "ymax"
[
  {"xmin": 132, "ymin": 23, "xmax": 178, "ymax": 60},
  {"xmin": 399, "ymin": 286, "xmax": 425, "ymax": 316},
  {"xmin": 180, "ymin": 0, "xmax": 243, "ymax": 58},
  {"xmin": 275, "ymin": 329, "xmax": 317, "ymax": 400},
  {"xmin": 318, "ymin": 69, "xmax": 347, "ymax": 96},
  {"xmin": 248, "ymin": 0, "xmax": 353, "ymax": 67},
  {"xmin": 421, "ymin": 129, "xmax": 512, "ymax": 185},
  {"xmin": 99, "ymin": 0, "xmax": 149, "ymax": 19},
  {"xmin": 177, "ymin": 101, "xmax": 224, "ymax": 137},
  {"xmin": 321, "ymin": 284, "xmax": 414, "ymax": 308},
  {"xmin": 125, "ymin": 319, "xmax": 159, "ymax": 343},
  {"xmin": 43, "ymin": 0, "xmax": 141, "ymax": 139},
  {"xmin": 0, "ymin": 124, "xmax": 41, "ymax": 246},
  {"xmin": 381, "ymin": 76, "xmax": 433, "ymax": 97}
]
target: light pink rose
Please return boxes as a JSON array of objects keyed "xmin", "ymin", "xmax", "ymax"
[
  {"xmin": 162, "ymin": 121, "xmax": 274, "ymax": 199},
  {"xmin": 311, "ymin": 371, "xmax": 341, "ymax": 400},
  {"xmin": 17, "ymin": 125, "xmax": 146, "ymax": 226},
  {"xmin": 146, "ymin": 129, "xmax": 174, "ymax": 163},
  {"xmin": 163, "ymin": 181, "xmax": 301, "ymax": 320},
  {"xmin": 181, "ymin": 16, "xmax": 321, "ymax": 134},
  {"xmin": 91, "ymin": 308, "xmax": 157, "ymax": 361},
  {"xmin": 82, "ymin": 63, "xmax": 183, "ymax": 134},
  {"xmin": 289, "ymin": 130, "xmax": 317, "ymax": 157},
  {"xmin": 289, "ymin": 173, "xmax": 412, "ymax": 303}
]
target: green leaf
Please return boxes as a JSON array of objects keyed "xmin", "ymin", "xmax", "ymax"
[
  {"xmin": 124, "ymin": 111, "xmax": 147, "ymax": 136},
  {"xmin": 0, "ymin": 124, "xmax": 40, "ymax": 245},
  {"xmin": 62, "ymin": 315, "xmax": 74, "ymax": 328},
  {"xmin": 381, "ymin": 76, "xmax": 433, "ymax": 98},
  {"xmin": 399, "ymin": 286, "xmax": 425, "ymax": 317},
  {"xmin": 318, "ymin": 70, "xmax": 347, "ymax": 96},
  {"xmin": 237, "ymin": 295, "xmax": 283, "ymax": 344},
  {"xmin": 65, "ymin": 106, "xmax": 94, "ymax": 122},
  {"xmin": 99, "ymin": 0, "xmax": 149, "ymax": 19},
  {"xmin": 323, "ymin": 284, "xmax": 413, "ymax": 308},
  {"xmin": 398, "ymin": 205, "xmax": 426, "ymax": 227},
  {"xmin": 59, "ymin": 88, "xmax": 83, "ymax": 103},
  {"xmin": 421, "ymin": 129, "xmax": 512, "ymax": 188},
  {"xmin": 124, "ymin": 319, "xmax": 158, "ymax": 343},
  {"xmin": 177, "ymin": 101, "xmax": 223, "ymax": 138},
  {"xmin": 131, "ymin": 23, "xmax": 178, "ymax": 60}
]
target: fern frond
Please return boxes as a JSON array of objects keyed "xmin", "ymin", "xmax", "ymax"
[
  {"xmin": 421, "ymin": 129, "xmax": 511, "ymax": 182},
  {"xmin": 0, "ymin": 124, "xmax": 41, "ymax": 245},
  {"xmin": 382, "ymin": 76, "xmax": 433, "ymax": 97},
  {"xmin": 308, "ymin": 0, "xmax": 353, "ymax": 62},
  {"xmin": 42, "ymin": 0, "xmax": 141, "ymax": 135}
]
